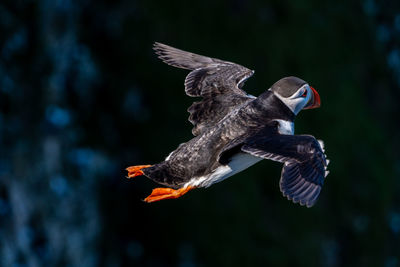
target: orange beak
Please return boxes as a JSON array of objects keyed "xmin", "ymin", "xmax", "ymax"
[{"xmin": 304, "ymin": 86, "xmax": 321, "ymax": 109}]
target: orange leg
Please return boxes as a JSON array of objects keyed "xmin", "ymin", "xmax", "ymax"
[
  {"xmin": 126, "ymin": 165, "xmax": 152, "ymax": 178},
  {"xmin": 144, "ymin": 186, "xmax": 195, "ymax": 203}
]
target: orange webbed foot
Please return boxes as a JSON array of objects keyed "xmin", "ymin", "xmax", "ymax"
[
  {"xmin": 126, "ymin": 165, "xmax": 152, "ymax": 178},
  {"xmin": 144, "ymin": 186, "xmax": 195, "ymax": 203}
]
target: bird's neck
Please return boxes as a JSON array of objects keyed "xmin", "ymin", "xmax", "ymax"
[{"xmin": 256, "ymin": 91, "xmax": 296, "ymax": 122}]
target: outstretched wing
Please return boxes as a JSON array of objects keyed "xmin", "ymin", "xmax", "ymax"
[
  {"xmin": 241, "ymin": 133, "xmax": 329, "ymax": 208},
  {"xmin": 153, "ymin": 42, "xmax": 255, "ymax": 136}
]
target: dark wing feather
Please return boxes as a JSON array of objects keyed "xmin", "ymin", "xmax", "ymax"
[
  {"xmin": 153, "ymin": 42, "xmax": 255, "ymax": 135},
  {"xmin": 154, "ymin": 42, "xmax": 219, "ymax": 71},
  {"xmin": 241, "ymin": 134, "xmax": 329, "ymax": 208}
]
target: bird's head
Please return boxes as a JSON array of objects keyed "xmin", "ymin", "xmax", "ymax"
[{"xmin": 270, "ymin": 76, "xmax": 321, "ymax": 115}]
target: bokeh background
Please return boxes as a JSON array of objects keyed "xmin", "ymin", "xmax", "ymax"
[{"xmin": 1, "ymin": 0, "xmax": 400, "ymax": 266}]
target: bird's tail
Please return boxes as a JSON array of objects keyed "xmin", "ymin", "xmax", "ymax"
[
  {"xmin": 125, "ymin": 163, "xmax": 195, "ymax": 203},
  {"xmin": 126, "ymin": 162, "xmax": 190, "ymax": 188}
]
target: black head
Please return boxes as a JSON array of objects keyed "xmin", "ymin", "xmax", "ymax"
[
  {"xmin": 270, "ymin": 76, "xmax": 307, "ymax": 97},
  {"xmin": 267, "ymin": 76, "xmax": 321, "ymax": 115}
]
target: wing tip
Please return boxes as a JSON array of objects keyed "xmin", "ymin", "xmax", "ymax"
[
  {"xmin": 153, "ymin": 42, "xmax": 167, "ymax": 56},
  {"xmin": 152, "ymin": 42, "xmax": 199, "ymax": 70},
  {"xmin": 280, "ymin": 177, "xmax": 322, "ymax": 208},
  {"xmin": 153, "ymin": 42, "xmax": 177, "ymax": 65},
  {"xmin": 153, "ymin": 41, "xmax": 169, "ymax": 51}
]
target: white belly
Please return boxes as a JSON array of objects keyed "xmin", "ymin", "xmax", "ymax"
[{"xmin": 184, "ymin": 153, "xmax": 262, "ymax": 188}]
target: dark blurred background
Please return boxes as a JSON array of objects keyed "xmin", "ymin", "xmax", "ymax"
[{"xmin": 0, "ymin": 0, "xmax": 399, "ymax": 266}]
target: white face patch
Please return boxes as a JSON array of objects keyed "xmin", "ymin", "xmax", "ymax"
[{"xmin": 272, "ymin": 84, "xmax": 312, "ymax": 115}]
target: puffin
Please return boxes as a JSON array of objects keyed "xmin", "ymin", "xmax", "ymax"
[{"xmin": 126, "ymin": 42, "xmax": 329, "ymax": 207}]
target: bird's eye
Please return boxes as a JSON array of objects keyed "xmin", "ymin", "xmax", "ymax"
[{"xmin": 301, "ymin": 89, "xmax": 307, "ymax": 97}]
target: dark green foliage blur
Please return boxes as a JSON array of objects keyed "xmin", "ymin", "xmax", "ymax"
[{"xmin": 0, "ymin": 0, "xmax": 399, "ymax": 266}]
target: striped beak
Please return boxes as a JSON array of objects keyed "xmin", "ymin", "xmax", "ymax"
[{"xmin": 304, "ymin": 86, "xmax": 321, "ymax": 109}]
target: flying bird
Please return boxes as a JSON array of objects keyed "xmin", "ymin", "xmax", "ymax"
[{"xmin": 126, "ymin": 43, "xmax": 329, "ymax": 207}]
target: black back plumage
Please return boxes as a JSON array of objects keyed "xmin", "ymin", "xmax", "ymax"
[{"xmin": 144, "ymin": 91, "xmax": 294, "ymax": 188}]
